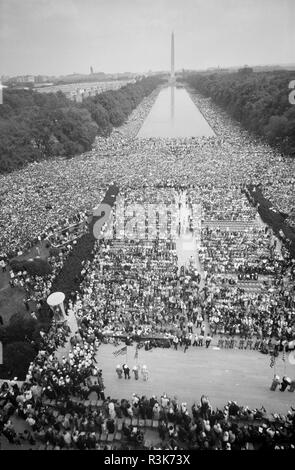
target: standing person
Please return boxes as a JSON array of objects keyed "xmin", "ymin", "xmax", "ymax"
[
  {"xmin": 246, "ymin": 337, "xmax": 253, "ymax": 350},
  {"xmin": 192, "ymin": 333, "xmax": 198, "ymax": 347},
  {"xmin": 205, "ymin": 334, "xmax": 212, "ymax": 348},
  {"xmin": 0, "ymin": 259, "xmax": 6, "ymax": 272},
  {"xmin": 141, "ymin": 365, "xmax": 149, "ymax": 381},
  {"xmin": 123, "ymin": 364, "xmax": 130, "ymax": 380},
  {"xmin": 280, "ymin": 376, "xmax": 291, "ymax": 392},
  {"xmin": 196, "ymin": 313, "xmax": 203, "ymax": 328},
  {"xmin": 187, "ymin": 320, "xmax": 193, "ymax": 334},
  {"xmin": 218, "ymin": 335, "xmax": 224, "ymax": 348},
  {"xmin": 97, "ymin": 369, "xmax": 105, "ymax": 394},
  {"xmin": 198, "ymin": 333, "xmax": 204, "ymax": 347},
  {"xmin": 229, "ymin": 337, "xmax": 235, "ymax": 349},
  {"xmin": 201, "ymin": 323, "xmax": 206, "ymax": 337},
  {"xmin": 173, "ymin": 335, "xmax": 179, "ymax": 350},
  {"xmin": 270, "ymin": 375, "xmax": 280, "ymax": 391},
  {"xmin": 184, "ymin": 337, "xmax": 189, "ymax": 353},
  {"xmin": 132, "ymin": 365, "xmax": 139, "ymax": 380}
]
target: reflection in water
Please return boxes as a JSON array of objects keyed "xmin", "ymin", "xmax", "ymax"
[
  {"xmin": 138, "ymin": 86, "xmax": 215, "ymax": 138},
  {"xmin": 171, "ymin": 85, "xmax": 175, "ymax": 121}
]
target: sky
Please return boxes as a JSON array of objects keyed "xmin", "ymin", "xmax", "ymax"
[{"xmin": 0, "ymin": 0, "xmax": 294, "ymax": 76}]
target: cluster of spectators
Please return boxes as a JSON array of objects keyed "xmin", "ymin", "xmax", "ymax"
[
  {"xmin": 1, "ymin": 87, "xmax": 294, "ymax": 259},
  {"xmin": 1, "ymin": 380, "xmax": 295, "ymax": 450},
  {"xmin": 1, "ymin": 85, "xmax": 295, "ymax": 450},
  {"xmin": 9, "ymin": 244, "xmax": 74, "ymax": 316},
  {"xmin": 47, "ymin": 212, "xmax": 89, "ymax": 248}
]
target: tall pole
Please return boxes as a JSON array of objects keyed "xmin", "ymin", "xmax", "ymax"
[{"xmin": 171, "ymin": 32, "xmax": 175, "ymax": 80}]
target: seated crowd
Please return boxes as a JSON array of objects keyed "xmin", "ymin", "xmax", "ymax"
[{"xmin": 1, "ymin": 85, "xmax": 295, "ymax": 451}]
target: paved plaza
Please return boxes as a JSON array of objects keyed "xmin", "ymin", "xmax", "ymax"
[{"xmin": 98, "ymin": 343, "xmax": 295, "ymax": 415}]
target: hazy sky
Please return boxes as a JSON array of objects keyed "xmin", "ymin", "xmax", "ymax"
[{"xmin": 0, "ymin": 0, "xmax": 294, "ymax": 76}]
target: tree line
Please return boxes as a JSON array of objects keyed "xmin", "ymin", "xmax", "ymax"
[
  {"xmin": 185, "ymin": 70, "xmax": 295, "ymax": 157},
  {"xmin": 0, "ymin": 76, "xmax": 164, "ymax": 174}
]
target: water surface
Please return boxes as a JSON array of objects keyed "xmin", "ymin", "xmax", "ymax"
[{"xmin": 138, "ymin": 86, "xmax": 215, "ymax": 138}]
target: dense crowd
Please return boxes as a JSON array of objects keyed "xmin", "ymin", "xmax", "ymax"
[
  {"xmin": 1, "ymin": 88, "xmax": 295, "ymax": 258},
  {"xmin": 9, "ymin": 244, "xmax": 74, "ymax": 313},
  {"xmin": 1, "ymin": 376, "xmax": 295, "ymax": 450},
  {"xmin": 1, "ymin": 84, "xmax": 295, "ymax": 450}
]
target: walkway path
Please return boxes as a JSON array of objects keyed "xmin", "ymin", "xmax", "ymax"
[
  {"xmin": 54, "ymin": 308, "xmax": 80, "ymax": 363},
  {"xmin": 175, "ymin": 190, "xmax": 199, "ymax": 269},
  {"xmin": 174, "ymin": 190, "xmax": 210, "ymax": 335}
]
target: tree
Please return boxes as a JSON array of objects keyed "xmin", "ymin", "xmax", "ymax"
[
  {"xmin": 264, "ymin": 115, "xmax": 288, "ymax": 142},
  {"xmin": 0, "ymin": 76, "xmax": 164, "ymax": 174},
  {"xmin": 185, "ymin": 70, "xmax": 295, "ymax": 157},
  {"xmin": 0, "ymin": 341, "xmax": 36, "ymax": 380}
]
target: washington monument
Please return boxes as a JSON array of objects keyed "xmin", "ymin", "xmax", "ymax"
[
  {"xmin": 171, "ymin": 32, "xmax": 175, "ymax": 78},
  {"xmin": 170, "ymin": 31, "xmax": 175, "ymax": 84}
]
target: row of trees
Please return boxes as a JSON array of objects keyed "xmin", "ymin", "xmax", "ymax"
[
  {"xmin": 185, "ymin": 71, "xmax": 295, "ymax": 156},
  {"xmin": 0, "ymin": 76, "xmax": 163, "ymax": 174},
  {"xmin": 0, "ymin": 311, "xmax": 50, "ymax": 380}
]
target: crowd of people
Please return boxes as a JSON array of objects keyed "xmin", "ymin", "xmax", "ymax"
[
  {"xmin": 1, "ymin": 87, "xmax": 295, "ymax": 258},
  {"xmin": 9, "ymin": 244, "xmax": 75, "ymax": 315},
  {"xmin": 47, "ymin": 212, "xmax": 89, "ymax": 248},
  {"xmin": 1, "ymin": 377, "xmax": 295, "ymax": 450},
  {"xmin": 1, "ymin": 84, "xmax": 295, "ymax": 450}
]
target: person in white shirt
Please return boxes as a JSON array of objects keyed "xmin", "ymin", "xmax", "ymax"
[{"xmin": 0, "ymin": 259, "xmax": 6, "ymax": 272}]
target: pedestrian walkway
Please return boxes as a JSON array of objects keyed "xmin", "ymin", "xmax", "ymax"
[
  {"xmin": 175, "ymin": 189, "xmax": 199, "ymax": 269},
  {"xmin": 174, "ymin": 190, "xmax": 209, "ymax": 336},
  {"xmin": 55, "ymin": 307, "xmax": 79, "ymax": 362}
]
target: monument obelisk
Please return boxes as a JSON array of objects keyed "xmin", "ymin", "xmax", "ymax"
[
  {"xmin": 170, "ymin": 32, "xmax": 175, "ymax": 120},
  {"xmin": 171, "ymin": 31, "xmax": 175, "ymax": 83}
]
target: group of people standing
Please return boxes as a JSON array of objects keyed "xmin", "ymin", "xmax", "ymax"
[{"xmin": 115, "ymin": 364, "xmax": 149, "ymax": 381}]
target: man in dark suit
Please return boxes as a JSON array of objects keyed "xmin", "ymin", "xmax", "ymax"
[{"xmin": 123, "ymin": 364, "xmax": 130, "ymax": 379}]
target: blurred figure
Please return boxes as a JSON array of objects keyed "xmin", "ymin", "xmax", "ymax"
[
  {"xmin": 116, "ymin": 364, "xmax": 123, "ymax": 379},
  {"xmin": 280, "ymin": 376, "xmax": 291, "ymax": 392},
  {"xmin": 270, "ymin": 375, "xmax": 280, "ymax": 391},
  {"xmin": 132, "ymin": 365, "xmax": 139, "ymax": 380},
  {"xmin": 141, "ymin": 365, "xmax": 149, "ymax": 381}
]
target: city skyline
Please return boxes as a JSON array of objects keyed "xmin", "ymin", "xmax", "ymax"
[{"xmin": 0, "ymin": 0, "xmax": 294, "ymax": 76}]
